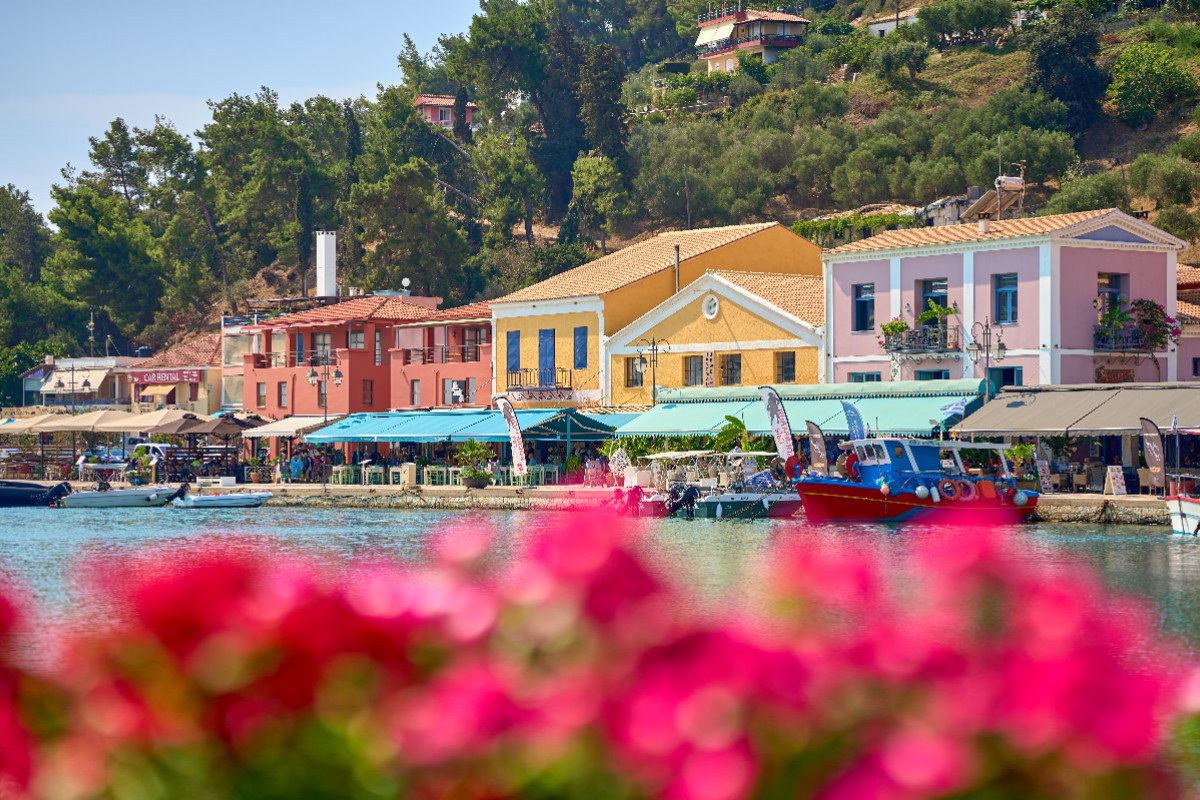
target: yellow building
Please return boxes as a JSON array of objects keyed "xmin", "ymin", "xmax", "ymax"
[
  {"xmin": 607, "ymin": 270, "xmax": 824, "ymax": 406},
  {"xmin": 123, "ymin": 333, "xmax": 224, "ymax": 415},
  {"xmin": 489, "ymin": 222, "xmax": 822, "ymax": 408},
  {"xmin": 694, "ymin": 8, "xmax": 810, "ymax": 74}
]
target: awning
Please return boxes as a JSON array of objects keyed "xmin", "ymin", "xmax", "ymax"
[
  {"xmin": 95, "ymin": 408, "xmax": 212, "ymax": 433},
  {"xmin": 954, "ymin": 387, "xmax": 1115, "ymax": 435},
  {"xmin": 954, "ymin": 384, "xmax": 1200, "ymax": 436},
  {"xmin": 305, "ymin": 409, "xmax": 624, "ymax": 444},
  {"xmin": 39, "ymin": 368, "xmax": 110, "ymax": 394},
  {"xmin": 1069, "ymin": 386, "xmax": 1200, "ymax": 434},
  {"xmin": 244, "ymin": 415, "xmax": 342, "ymax": 439},
  {"xmin": 615, "ymin": 401, "xmax": 755, "ymax": 438},
  {"xmin": 695, "ymin": 20, "xmax": 734, "ymax": 46},
  {"xmin": 138, "ymin": 384, "xmax": 176, "ymax": 397}
]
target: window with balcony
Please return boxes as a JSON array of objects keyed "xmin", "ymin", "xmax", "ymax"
[
  {"xmin": 720, "ymin": 354, "xmax": 742, "ymax": 385},
  {"xmin": 849, "ymin": 372, "xmax": 881, "ymax": 383},
  {"xmin": 625, "ymin": 357, "xmax": 643, "ymax": 388},
  {"xmin": 920, "ymin": 278, "xmax": 948, "ymax": 323},
  {"xmin": 775, "ymin": 351, "xmax": 796, "ymax": 383},
  {"xmin": 507, "ymin": 331, "xmax": 520, "ymax": 371},
  {"xmin": 255, "ymin": 382, "xmax": 266, "ymax": 408},
  {"xmin": 994, "ymin": 273, "xmax": 1018, "ymax": 324},
  {"xmin": 1097, "ymin": 273, "xmax": 1124, "ymax": 317},
  {"xmin": 573, "ymin": 326, "xmax": 588, "ymax": 369},
  {"xmin": 349, "ymin": 329, "xmax": 365, "ymax": 349},
  {"xmin": 915, "ymin": 369, "xmax": 950, "ymax": 380},
  {"xmin": 294, "ymin": 332, "xmax": 304, "ymax": 365},
  {"xmin": 852, "ymin": 284, "xmax": 874, "ymax": 332},
  {"xmin": 313, "ymin": 333, "xmax": 332, "ymax": 364},
  {"xmin": 464, "ymin": 327, "xmax": 486, "ymax": 362},
  {"xmin": 277, "ymin": 381, "xmax": 288, "ymax": 407},
  {"xmin": 683, "ymin": 355, "xmax": 704, "ymax": 386},
  {"xmin": 411, "ymin": 380, "xmax": 421, "ymax": 406}
]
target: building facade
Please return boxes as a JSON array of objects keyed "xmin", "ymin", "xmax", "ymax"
[
  {"xmin": 413, "ymin": 94, "xmax": 477, "ymax": 130},
  {"xmin": 694, "ymin": 9, "xmax": 809, "ymax": 73},
  {"xmin": 390, "ymin": 303, "xmax": 493, "ymax": 409},
  {"xmin": 824, "ymin": 209, "xmax": 1188, "ymax": 388},
  {"xmin": 38, "ymin": 356, "xmax": 141, "ymax": 408},
  {"xmin": 123, "ymin": 333, "xmax": 223, "ymax": 414},
  {"xmin": 490, "ymin": 223, "xmax": 823, "ymax": 408}
]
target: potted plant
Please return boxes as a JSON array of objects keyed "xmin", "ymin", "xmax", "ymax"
[
  {"xmin": 247, "ymin": 456, "xmax": 263, "ymax": 483},
  {"xmin": 456, "ymin": 439, "xmax": 494, "ymax": 489},
  {"xmin": 879, "ymin": 317, "xmax": 909, "ymax": 349}
]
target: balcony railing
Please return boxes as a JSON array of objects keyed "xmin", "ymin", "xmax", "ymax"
[
  {"xmin": 247, "ymin": 351, "xmax": 342, "ymax": 369},
  {"xmin": 507, "ymin": 368, "xmax": 573, "ymax": 391},
  {"xmin": 1094, "ymin": 326, "xmax": 1148, "ymax": 351},
  {"xmin": 697, "ymin": 32, "xmax": 805, "ymax": 55},
  {"xmin": 400, "ymin": 344, "xmax": 489, "ymax": 365},
  {"xmin": 882, "ymin": 325, "xmax": 962, "ymax": 354}
]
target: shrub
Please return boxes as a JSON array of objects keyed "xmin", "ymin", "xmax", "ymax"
[
  {"xmin": 1129, "ymin": 154, "xmax": 1200, "ymax": 207},
  {"xmin": 1153, "ymin": 204, "xmax": 1200, "ymax": 241},
  {"xmin": 1043, "ymin": 170, "xmax": 1127, "ymax": 214},
  {"xmin": 1108, "ymin": 42, "xmax": 1198, "ymax": 127},
  {"xmin": 1171, "ymin": 131, "xmax": 1200, "ymax": 163}
]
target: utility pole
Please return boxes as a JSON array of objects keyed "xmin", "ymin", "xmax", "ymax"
[{"xmin": 683, "ymin": 167, "xmax": 692, "ymax": 230}]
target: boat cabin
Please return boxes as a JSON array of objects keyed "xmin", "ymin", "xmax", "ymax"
[{"xmin": 841, "ymin": 438, "xmax": 1014, "ymax": 484}]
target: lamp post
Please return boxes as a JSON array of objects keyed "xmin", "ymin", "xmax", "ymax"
[
  {"xmin": 634, "ymin": 337, "xmax": 669, "ymax": 405},
  {"xmin": 307, "ymin": 356, "xmax": 344, "ymax": 423},
  {"xmin": 966, "ymin": 317, "xmax": 1006, "ymax": 401},
  {"xmin": 54, "ymin": 365, "xmax": 92, "ymax": 413}
]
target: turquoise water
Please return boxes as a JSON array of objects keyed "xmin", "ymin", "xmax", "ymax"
[{"xmin": 1, "ymin": 507, "xmax": 1198, "ymax": 656}]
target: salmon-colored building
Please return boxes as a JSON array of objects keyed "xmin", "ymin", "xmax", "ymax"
[
  {"xmin": 390, "ymin": 302, "xmax": 493, "ymax": 409},
  {"xmin": 414, "ymin": 94, "xmax": 477, "ymax": 130}
]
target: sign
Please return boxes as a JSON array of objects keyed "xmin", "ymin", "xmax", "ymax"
[
  {"xmin": 1103, "ymin": 465, "xmax": 1127, "ymax": 496},
  {"xmin": 806, "ymin": 421, "xmax": 827, "ymax": 475},
  {"xmin": 758, "ymin": 386, "xmax": 794, "ymax": 459},
  {"xmin": 841, "ymin": 401, "xmax": 866, "ymax": 441},
  {"xmin": 496, "ymin": 396, "xmax": 527, "ymax": 477},
  {"xmin": 128, "ymin": 369, "xmax": 201, "ymax": 385},
  {"xmin": 1036, "ymin": 459, "xmax": 1054, "ymax": 494},
  {"xmin": 1140, "ymin": 417, "xmax": 1166, "ymax": 489}
]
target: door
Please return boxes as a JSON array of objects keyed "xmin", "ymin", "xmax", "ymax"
[{"xmin": 538, "ymin": 329, "xmax": 555, "ymax": 388}]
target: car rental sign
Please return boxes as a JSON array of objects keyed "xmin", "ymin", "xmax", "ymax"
[{"xmin": 127, "ymin": 369, "xmax": 201, "ymax": 385}]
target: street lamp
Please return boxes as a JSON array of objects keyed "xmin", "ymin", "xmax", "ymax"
[
  {"xmin": 307, "ymin": 357, "xmax": 344, "ymax": 423},
  {"xmin": 633, "ymin": 337, "xmax": 669, "ymax": 405},
  {"xmin": 966, "ymin": 316, "xmax": 1006, "ymax": 400},
  {"xmin": 53, "ymin": 366, "xmax": 92, "ymax": 412}
]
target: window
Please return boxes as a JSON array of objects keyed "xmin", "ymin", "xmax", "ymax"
[
  {"xmin": 439, "ymin": 107, "xmax": 452, "ymax": 123},
  {"xmin": 189, "ymin": 383, "xmax": 199, "ymax": 402},
  {"xmin": 317, "ymin": 380, "xmax": 327, "ymax": 409},
  {"xmin": 464, "ymin": 327, "xmax": 485, "ymax": 362},
  {"xmin": 255, "ymin": 382, "xmax": 266, "ymax": 407},
  {"xmin": 573, "ymin": 326, "xmax": 588, "ymax": 369},
  {"xmin": 1194, "ymin": 358, "xmax": 1200, "ymax": 378},
  {"xmin": 443, "ymin": 378, "xmax": 477, "ymax": 405},
  {"xmin": 506, "ymin": 331, "xmax": 520, "ymax": 371},
  {"xmin": 362, "ymin": 379, "xmax": 374, "ymax": 406},
  {"xmin": 1097, "ymin": 273, "xmax": 1124, "ymax": 317},
  {"xmin": 852, "ymin": 284, "xmax": 874, "ymax": 332},
  {"xmin": 411, "ymin": 380, "xmax": 421, "ymax": 406},
  {"xmin": 683, "ymin": 355, "xmax": 704, "ymax": 387},
  {"xmin": 849, "ymin": 372, "xmax": 882, "ymax": 383},
  {"xmin": 349, "ymin": 329, "xmax": 365, "ymax": 349},
  {"xmin": 775, "ymin": 351, "xmax": 796, "ymax": 383},
  {"xmin": 625, "ymin": 357, "xmax": 644, "ymax": 388},
  {"xmin": 313, "ymin": 333, "xmax": 332, "ymax": 364},
  {"xmin": 920, "ymin": 278, "xmax": 948, "ymax": 323},
  {"xmin": 720, "ymin": 354, "xmax": 742, "ymax": 385},
  {"xmin": 988, "ymin": 367, "xmax": 1023, "ymax": 390},
  {"xmin": 994, "ymin": 273, "xmax": 1018, "ymax": 324},
  {"xmin": 293, "ymin": 333, "xmax": 304, "ymax": 365},
  {"xmin": 277, "ymin": 382, "xmax": 288, "ymax": 407},
  {"xmin": 374, "ymin": 330, "xmax": 383, "ymax": 366},
  {"xmin": 915, "ymin": 369, "xmax": 950, "ymax": 380}
]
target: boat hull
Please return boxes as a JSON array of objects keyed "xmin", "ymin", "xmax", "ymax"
[
  {"xmin": 59, "ymin": 486, "xmax": 180, "ymax": 508},
  {"xmin": 0, "ymin": 481, "xmax": 70, "ymax": 508},
  {"xmin": 1167, "ymin": 495, "xmax": 1200, "ymax": 536},
  {"xmin": 172, "ymin": 493, "xmax": 272, "ymax": 509},
  {"xmin": 797, "ymin": 480, "xmax": 1037, "ymax": 523},
  {"xmin": 640, "ymin": 493, "xmax": 803, "ymax": 519}
]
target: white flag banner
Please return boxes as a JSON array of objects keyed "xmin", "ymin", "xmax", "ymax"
[
  {"xmin": 758, "ymin": 386, "xmax": 795, "ymax": 459},
  {"xmin": 496, "ymin": 396, "xmax": 527, "ymax": 477}
]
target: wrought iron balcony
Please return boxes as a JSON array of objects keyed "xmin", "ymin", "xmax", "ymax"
[
  {"xmin": 697, "ymin": 32, "xmax": 805, "ymax": 56},
  {"xmin": 400, "ymin": 344, "xmax": 489, "ymax": 365},
  {"xmin": 1094, "ymin": 325, "xmax": 1148, "ymax": 351},
  {"xmin": 507, "ymin": 368, "xmax": 573, "ymax": 391},
  {"xmin": 882, "ymin": 325, "xmax": 962, "ymax": 354}
]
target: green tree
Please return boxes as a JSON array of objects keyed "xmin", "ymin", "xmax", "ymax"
[
  {"xmin": 569, "ymin": 153, "xmax": 630, "ymax": 253},
  {"xmin": 736, "ymin": 52, "xmax": 769, "ymax": 85},
  {"xmin": 452, "ymin": 87, "xmax": 474, "ymax": 145},
  {"xmin": 1108, "ymin": 43, "xmax": 1198, "ymax": 128},
  {"xmin": 871, "ymin": 38, "xmax": 930, "ymax": 81},
  {"xmin": 1042, "ymin": 171, "xmax": 1127, "ymax": 214},
  {"xmin": 1024, "ymin": 5, "xmax": 1106, "ymax": 128},
  {"xmin": 578, "ymin": 44, "xmax": 629, "ymax": 174},
  {"xmin": 477, "ymin": 133, "xmax": 546, "ymax": 247},
  {"xmin": 1153, "ymin": 205, "xmax": 1200, "ymax": 242},
  {"xmin": 1128, "ymin": 154, "xmax": 1200, "ymax": 207},
  {"xmin": 396, "ymin": 34, "xmax": 457, "ymax": 95},
  {"xmin": 81, "ymin": 118, "xmax": 148, "ymax": 219}
]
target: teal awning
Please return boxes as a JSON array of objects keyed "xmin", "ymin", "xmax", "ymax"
[
  {"xmin": 306, "ymin": 409, "xmax": 623, "ymax": 443},
  {"xmin": 614, "ymin": 401, "xmax": 756, "ymax": 438}
]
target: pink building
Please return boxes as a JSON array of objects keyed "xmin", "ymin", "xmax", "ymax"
[
  {"xmin": 823, "ymin": 209, "xmax": 1189, "ymax": 388},
  {"xmin": 413, "ymin": 94, "xmax": 477, "ymax": 130},
  {"xmin": 389, "ymin": 302, "xmax": 493, "ymax": 409}
]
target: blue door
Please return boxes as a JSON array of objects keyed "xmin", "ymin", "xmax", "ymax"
[{"xmin": 538, "ymin": 329, "xmax": 555, "ymax": 388}]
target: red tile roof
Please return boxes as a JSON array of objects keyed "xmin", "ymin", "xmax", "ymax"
[
  {"xmin": 711, "ymin": 270, "xmax": 825, "ymax": 325},
  {"xmin": 1178, "ymin": 265, "xmax": 1200, "ymax": 290},
  {"xmin": 700, "ymin": 9, "xmax": 809, "ymax": 25},
  {"xmin": 131, "ymin": 333, "xmax": 222, "ymax": 369},
  {"xmin": 1178, "ymin": 298, "xmax": 1200, "ymax": 323},
  {"xmin": 414, "ymin": 94, "xmax": 478, "ymax": 109},
  {"xmin": 395, "ymin": 302, "xmax": 491, "ymax": 326},
  {"xmin": 258, "ymin": 296, "xmax": 439, "ymax": 327}
]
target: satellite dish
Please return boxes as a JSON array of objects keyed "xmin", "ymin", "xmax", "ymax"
[{"xmin": 402, "ymin": 277, "xmax": 411, "ymax": 288}]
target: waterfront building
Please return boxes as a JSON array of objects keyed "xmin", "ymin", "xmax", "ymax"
[
  {"xmin": 1175, "ymin": 265, "xmax": 1200, "ymax": 380},
  {"xmin": 606, "ymin": 270, "xmax": 824, "ymax": 406},
  {"xmin": 123, "ymin": 333, "xmax": 223, "ymax": 414},
  {"xmin": 390, "ymin": 303, "xmax": 492, "ymax": 410},
  {"xmin": 694, "ymin": 7, "xmax": 808, "ymax": 73},
  {"xmin": 489, "ymin": 222, "xmax": 822, "ymax": 408},
  {"xmin": 37, "ymin": 356, "xmax": 141, "ymax": 408},
  {"xmin": 823, "ymin": 209, "xmax": 1188, "ymax": 387}
]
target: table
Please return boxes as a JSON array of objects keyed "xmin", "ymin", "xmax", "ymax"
[
  {"xmin": 363, "ymin": 465, "xmax": 385, "ymax": 485},
  {"xmin": 332, "ymin": 465, "xmax": 361, "ymax": 485}
]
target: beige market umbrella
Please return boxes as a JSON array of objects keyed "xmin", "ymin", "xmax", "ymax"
[
  {"xmin": 95, "ymin": 408, "xmax": 212, "ymax": 433},
  {"xmin": 35, "ymin": 409, "xmax": 137, "ymax": 433},
  {"xmin": 1, "ymin": 414, "xmax": 61, "ymax": 434}
]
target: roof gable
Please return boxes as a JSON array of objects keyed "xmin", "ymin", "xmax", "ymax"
[
  {"xmin": 131, "ymin": 333, "xmax": 222, "ymax": 370},
  {"xmin": 1074, "ymin": 224, "xmax": 1154, "ymax": 244}
]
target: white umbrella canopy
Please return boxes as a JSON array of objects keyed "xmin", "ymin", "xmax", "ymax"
[
  {"xmin": 34, "ymin": 409, "xmax": 138, "ymax": 433},
  {"xmin": 0, "ymin": 414, "xmax": 62, "ymax": 434},
  {"xmin": 95, "ymin": 408, "xmax": 212, "ymax": 433}
]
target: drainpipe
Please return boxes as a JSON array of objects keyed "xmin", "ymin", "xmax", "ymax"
[{"xmin": 674, "ymin": 244, "xmax": 680, "ymax": 294}]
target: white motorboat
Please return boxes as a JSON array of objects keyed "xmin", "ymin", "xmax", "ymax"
[
  {"xmin": 58, "ymin": 484, "xmax": 187, "ymax": 509},
  {"xmin": 172, "ymin": 492, "xmax": 273, "ymax": 509},
  {"xmin": 1168, "ymin": 493, "xmax": 1200, "ymax": 536}
]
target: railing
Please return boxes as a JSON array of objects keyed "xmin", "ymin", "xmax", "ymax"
[
  {"xmin": 507, "ymin": 368, "xmax": 573, "ymax": 390},
  {"xmin": 400, "ymin": 344, "xmax": 488, "ymax": 365},
  {"xmin": 882, "ymin": 325, "xmax": 962, "ymax": 354},
  {"xmin": 1094, "ymin": 326, "xmax": 1149, "ymax": 351},
  {"xmin": 247, "ymin": 351, "xmax": 339, "ymax": 369},
  {"xmin": 697, "ymin": 32, "xmax": 805, "ymax": 56}
]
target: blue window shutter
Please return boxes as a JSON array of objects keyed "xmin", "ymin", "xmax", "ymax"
[
  {"xmin": 573, "ymin": 326, "xmax": 587, "ymax": 369},
  {"xmin": 507, "ymin": 330, "xmax": 520, "ymax": 371},
  {"xmin": 538, "ymin": 329, "xmax": 555, "ymax": 387}
]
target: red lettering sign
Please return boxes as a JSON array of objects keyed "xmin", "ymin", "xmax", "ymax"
[{"xmin": 128, "ymin": 369, "xmax": 202, "ymax": 385}]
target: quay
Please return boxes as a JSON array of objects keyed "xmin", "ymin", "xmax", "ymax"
[{"xmin": 34, "ymin": 481, "xmax": 1176, "ymax": 525}]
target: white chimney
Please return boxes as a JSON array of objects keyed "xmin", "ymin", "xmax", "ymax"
[
  {"xmin": 977, "ymin": 214, "xmax": 991, "ymax": 234},
  {"xmin": 316, "ymin": 231, "xmax": 337, "ymax": 297}
]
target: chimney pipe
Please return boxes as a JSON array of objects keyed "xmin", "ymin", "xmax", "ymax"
[
  {"xmin": 316, "ymin": 231, "xmax": 338, "ymax": 298},
  {"xmin": 674, "ymin": 244, "xmax": 680, "ymax": 294},
  {"xmin": 977, "ymin": 214, "xmax": 991, "ymax": 235}
]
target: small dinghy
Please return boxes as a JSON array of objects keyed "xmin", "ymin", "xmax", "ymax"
[
  {"xmin": 172, "ymin": 491, "xmax": 272, "ymax": 509},
  {"xmin": 0, "ymin": 481, "xmax": 71, "ymax": 508},
  {"xmin": 58, "ymin": 483, "xmax": 187, "ymax": 509}
]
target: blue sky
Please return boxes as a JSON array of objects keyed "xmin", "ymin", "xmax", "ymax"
[{"xmin": 1, "ymin": 0, "xmax": 479, "ymax": 215}]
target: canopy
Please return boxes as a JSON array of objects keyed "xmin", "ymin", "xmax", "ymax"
[
  {"xmin": 614, "ymin": 401, "xmax": 755, "ymax": 438},
  {"xmin": 305, "ymin": 409, "xmax": 621, "ymax": 444},
  {"xmin": 243, "ymin": 415, "xmax": 334, "ymax": 439},
  {"xmin": 39, "ymin": 368, "xmax": 109, "ymax": 395},
  {"xmin": 955, "ymin": 384, "xmax": 1200, "ymax": 436},
  {"xmin": 188, "ymin": 415, "xmax": 266, "ymax": 437},
  {"xmin": 694, "ymin": 20, "xmax": 734, "ymax": 46},
  {"xmin": 34, "ymin": 409, "xmax": 137, "ymax": 433},
  {"xmin": 0, "ymin": 414, "xmax": 59, "ymax": 434},
  {"xmin": 138, "ymin": 384, "xmax": 176, "ymax": 397},
  {"xmin": 146, "ymin": 415, "xmax": 207, "ymax": 436},
  {"xmin": 95, "ymin": 408, "xmax": 212, "ymax": 433}
]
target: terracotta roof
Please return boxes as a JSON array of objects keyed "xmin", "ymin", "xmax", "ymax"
[
  {"xmin": 1178, "ymin": 298, "xmax": 1200, "ymax": 323},
  {"xmin": 395, "ymin": 302, "xmax": 491, "ymax": 326},
  {"xmin": 131, "ymin": 333, "xmax": 222, "ymax": 370},
  {"xmin": 413, "ymin": 94, "xmax": 477, "ymax": 109},
  {"xmin": 700, "ymin": 9, "xmax": 809, "ymax": 24},
  {"xmin": 494, "ymin": 223, "xmax": 782, "ymax": 304},
  {"xmin": 826, "ymin": 209, "xmax": 1119, "ymax": 255},
  {"xmin": 258, "ymin": 296, "xmax": 439, "ymax": 327},
  {"xmin": 711, "ymin": 270, "xmax": 825, "ymax": 326},
  {"xmin": 1178, "ymin": 265, "xmax": 1200, "ymax": 290}
]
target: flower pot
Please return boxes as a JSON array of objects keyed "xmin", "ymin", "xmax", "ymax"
[{"xmin": 465, "ymin": 476, "xmax": 491, "ymax": 489}]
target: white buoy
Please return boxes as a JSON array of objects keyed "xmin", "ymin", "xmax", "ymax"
[
  {"xmin": 915, "ymin": 485, "xmax": 929, "ymax": 499},
  {"xmin": 716, "ymin": 503, "xmax": 723, "ymax": 519},
  {"xmin": 762, "ymin": 497, "xmax": 769, "ymax": 508},
  {"xmin": 1013, "ymin": 490, "xmax": 1028, "ymax": 507},
  {"xmin": 930, "ymin": 487, "xmax": 940, "ymax": 503}
]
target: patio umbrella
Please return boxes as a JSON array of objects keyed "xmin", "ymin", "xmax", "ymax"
[
  {"xmin": 95, "ymin": 408, "xmax": 212, "ymax": 433},
  {"xmin": 146, "ymin": 415, "xmax": 206, "ymax": 436},
  {"xmin": 0, "ymin": 414, "xmax": 60, "ymax": 434},
  {"xmin": 34, "ymin": 409, "xmax": 137, "ymax": 432},
  {"xmin": 189, "ymin": 415, "xmax": 266, "ymax": 464}
]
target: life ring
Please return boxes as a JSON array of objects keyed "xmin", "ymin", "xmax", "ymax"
[
  {"xmin": 956, "ymin": 480, "xmax": 977, "ymax": 502},
  {"xmin": 785, "ymin": 455, "xmax": 803, "ymax": 480},
  {"xmin": 846, "ymin": 452, "xmax": 861, "ymax": 481},
  {"xmin": 938, "ymin": 478, "xmax": 958, "ymax": 500}
]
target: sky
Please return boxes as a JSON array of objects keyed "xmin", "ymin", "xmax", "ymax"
[{"xmin": 1, "ymin": 0, "xmax": 480, "ymax": 216}]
